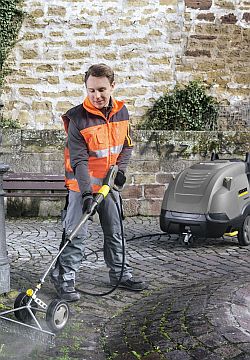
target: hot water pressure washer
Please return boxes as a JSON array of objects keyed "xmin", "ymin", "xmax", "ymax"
[
  {"xmin": 0, "ymin": 165, "xmax": 123, "ymax": 338},
  {"xmin": 160, "ymin": 152, "xmax": 250, "ymax": 245}
]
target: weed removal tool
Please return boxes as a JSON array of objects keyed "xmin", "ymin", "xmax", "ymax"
[{"xmin": 0, "ymin": 165, "xmax": 118, "ymax": 339}]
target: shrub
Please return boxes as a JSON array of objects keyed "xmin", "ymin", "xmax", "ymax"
[
  {"xmin": 0, "ymin": 117, "xmax": 20, "ymax": 128},
  {"xmin": 138, "ymin": 80, "xmax": 219, "ymax": 131}
]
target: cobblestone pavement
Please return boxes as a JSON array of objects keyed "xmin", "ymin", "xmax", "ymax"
[{"xmin": 1, "ymin": 217, "xmax": 250, "ymax": 359}]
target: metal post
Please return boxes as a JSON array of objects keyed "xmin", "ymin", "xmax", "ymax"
[{"xmin": 0, "ymin": 163, "xmax": 10, "ymax": 294}]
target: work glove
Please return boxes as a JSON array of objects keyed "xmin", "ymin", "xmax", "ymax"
[
  {"xmin": 114, "ymin": 170, "xmax": 126, "ymax": 189},
  {"xmin": 82, "ymin": 192, "xmax": 95, "ymax": 214}
]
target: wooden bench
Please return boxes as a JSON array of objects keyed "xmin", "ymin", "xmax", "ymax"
[{"xmin": 3, "ymin": 172, "xmax": 67, "ymax": 198}]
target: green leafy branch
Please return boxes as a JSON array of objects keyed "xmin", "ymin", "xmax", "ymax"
[
  {"xmin": 0, "ymin": 0, "xmax": 25, "ymax": 91},
  {"xmin": 138, "ymin": 80, "xmax": 219, "ymax": 131}
]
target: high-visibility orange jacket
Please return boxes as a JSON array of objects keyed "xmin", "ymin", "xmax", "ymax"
[{"xmin": 62, "ymin": 96, "xmax": 133, "ymax": 194}]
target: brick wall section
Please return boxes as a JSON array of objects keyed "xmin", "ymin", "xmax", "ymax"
[
  {"xmin": 1, "ymin": 0, "xmax": 250, "ymax": 129},
  {"xmin": 0, "ymin": 129, "xmax": 249, "ymax": 217}
]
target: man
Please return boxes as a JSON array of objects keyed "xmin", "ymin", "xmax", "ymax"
[{"xmin": 51, "ymin": 63, "xmax": 147, "ymax": 301}]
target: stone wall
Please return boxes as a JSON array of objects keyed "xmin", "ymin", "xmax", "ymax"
[
  {"xmin": 1, "ymin": 0, "xmax": 250, "ymax": 129},
  {"xmin": 0, "ymin": 129, "xmax": 249, "ymax": 217}
]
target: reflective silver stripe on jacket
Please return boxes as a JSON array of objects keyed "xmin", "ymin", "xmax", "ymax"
[
  {"xmin": 111, "ymin": 144, "xmax": 123, "ymax": 154},
  {"xmin": 89, "ymin": 144, "xmax": 123, "ymax": 158},
  {"xmin": 89, "ymin": 149, "xmax": 109, "ymax": 158}
]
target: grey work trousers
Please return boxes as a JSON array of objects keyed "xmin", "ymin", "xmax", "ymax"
[{"xmin": 57, "ymin": 190, "xmax": 132, "ymax": 284}]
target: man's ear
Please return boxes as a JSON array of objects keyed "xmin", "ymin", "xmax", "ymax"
[{"xmin": 111, "ymin": 81, "xmax": 115, "ymax": 90}]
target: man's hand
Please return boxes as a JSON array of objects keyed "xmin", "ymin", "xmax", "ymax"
[
  {"xmin": 114, "ymin": 170, "xmax": 126, "ymax": 189},
  {"xmin": 82, "ymin": 192, "xmax": 94, "ymax": 214}
]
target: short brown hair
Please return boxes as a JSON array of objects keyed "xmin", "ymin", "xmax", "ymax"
[{"xmin": 84, "ymin": 63, "xmax": 114, "ymax": 85}]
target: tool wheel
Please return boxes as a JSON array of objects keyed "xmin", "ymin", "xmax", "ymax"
[
  {"xmin": 238, "ymin": 215, "xmax": 250, "ymax": 246},
  {"xmin": 46, "ymin": 299, "xmax": 69, "ymax": 333},
  {"xmin": 14, "ymin": 292, "xmax": 37, "ymax": 324}
]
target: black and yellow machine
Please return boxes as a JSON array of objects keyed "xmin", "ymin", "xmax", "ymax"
[{"xmin": 160, "ymin": 153, "xmax": 250, "ymax": 246}]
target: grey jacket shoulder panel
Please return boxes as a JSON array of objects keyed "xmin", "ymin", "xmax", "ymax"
[{"xmin": 65, "ymin": 104, "xmax": 87, "ymax": 128}]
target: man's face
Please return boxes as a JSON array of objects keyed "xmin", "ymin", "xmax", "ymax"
[{"xmin": 86, "ymin": 75, "xmax": 115, "ymax": 109}]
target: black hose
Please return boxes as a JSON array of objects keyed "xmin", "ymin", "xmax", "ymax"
[
  {"xmin": 84, "ymin": 232, "xmax": 167, "ymax": 257},
  {"xmin": 127, "ymin": 233, "xmax": 167, "ymax": 242}
]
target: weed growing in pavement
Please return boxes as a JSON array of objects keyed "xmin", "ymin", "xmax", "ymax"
[
  {"xmin": 180, "ymin": 312, "xmax": 188, "ymax": 332},
  {"xmin": 106, "ymin": 351, "xmax": 119, "ymax": 359},
  {"xmin": 0, "ymin": 303, "xmax": 9, "ymax": 310},
  {"xmin": 0, "ymin": 344, "xmax": 5, "ymax": 354},
  {"xmin": 57, "ymin": 346, "xmax": 71, "ymax": 360},
  {"xmin": 70, "ymin": 336, "xmax": 82, "ymax": 352},
  {"xmin": 110, "ymin": 303, "xmax": 130, "ymax": 318},
  {"xmin": 131, "ymin": 349, "xmax": 164, "ymax": 359},
  {"xmin": 131, "ymin": 350, "xmax": 141, "ymax": 359}
]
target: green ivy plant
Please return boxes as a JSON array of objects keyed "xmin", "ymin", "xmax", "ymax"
[
  {"xmin": 0, "ymin": 0, "xmax": 25, "ymax": 91},
  {"xmin": 138, "ymin": 80, "xmax": 219, "ymax": 131}
]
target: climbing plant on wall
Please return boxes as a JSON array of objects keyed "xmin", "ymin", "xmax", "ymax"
[
  {"xmin": 0, "ymin": 0, "xmax": 25, "ymax": 92},
  {"xmin": 138, "ymin": 81, "xmax": 219, "ymax": 131}
]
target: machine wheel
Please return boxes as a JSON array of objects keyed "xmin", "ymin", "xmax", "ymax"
[
  {"xmin": 238, "ymin": 215, "xmax": 250, "ymax": 246},
  {"xmin": 14, "ymin": 292, "xmax": 37, "ymax": 324},
  {"xmin": 46, "ymin": 299, "xmax": 69, "ymax": 333}
]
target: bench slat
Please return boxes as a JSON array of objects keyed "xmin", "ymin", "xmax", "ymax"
[
  {"xmin": 4, "ymin": 192, "xmax": 67, "ymax": 198},
  {"xmin": 3, "ymin": 181, "xmax": 66, "ymax": 191},
  {"xmin": 3, "ymin": 172, "xmax": 67, "ymax": 198},
  {"xmin": 3, "ymin": 173, "xmax": 64, "ymax": 181}
]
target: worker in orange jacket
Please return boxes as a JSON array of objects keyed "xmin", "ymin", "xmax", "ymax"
[{"xmin": 50, "ymin": 64, "xmax": 148, "ymax": 301}]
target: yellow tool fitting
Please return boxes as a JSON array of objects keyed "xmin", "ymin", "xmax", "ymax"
[
  {"xmin": 239, "ymin": 191, "xmax": 249, "ymax": 197},
  {"xmin": 98, "ymin": 185, "xmax": 110, "ymax": 198},
  {"xmin": 224, "ymin": 231, "xmax": 238, "ymax": 237},
  {"xmin": 26, "ymin": 289, "xmax": 34, "ymax": 297}
]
